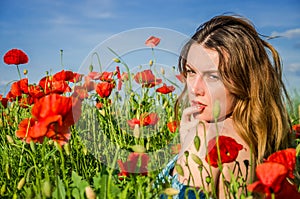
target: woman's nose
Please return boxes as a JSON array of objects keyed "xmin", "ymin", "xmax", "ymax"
[{"xmin": 190, "ymin": 75, "xmax": 205, "ymax": 96}]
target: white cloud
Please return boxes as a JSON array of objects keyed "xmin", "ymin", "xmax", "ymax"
[
  {"xmin": 271, "ymin": 28, "xmax": 300, "ymax": 39},
  {"xmin": 286, "ymin": 63, "xmax": 300, "ymax": 72},
  {"xmin": 47, "ymin": 16, "xmax": 80, "ymax": 26},
  {"xmin": 84, "ymin": 11, "xmax": 115, "ymax": 19}
]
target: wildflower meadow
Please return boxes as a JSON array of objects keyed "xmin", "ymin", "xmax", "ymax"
[{"xmin": 1, "ymin": 35, "xmax": 300, "ymax": 199}]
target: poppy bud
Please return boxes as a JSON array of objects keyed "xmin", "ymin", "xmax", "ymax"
[
  {"xmin": 42, "ymin": 180, "xmax": 52, "ymax": 197},
  {"xmin": 193, "ymin": 135, "xmax": 201, "ymax": 151},
  {"xmin": 113, "ymin": 58, "xmax": 121, "ymax": 63},
  {"xmin": 54, "ymin": 141, "xmax": 62, "ymax": 151},
  {"xmin": 206, "ymin": 176, "xmax": 211, "ymax": 184},
  {"xmin": 85, "ymin": 186, "xmax": 96, "ymax": 199},
  {"xmin": 149, "ymin": 60, "xmax": 153, "ymax": 66},
  {"xmin": 64, "ymin": 143, "xmax": 70, "ymax": 156},
  {"xmin": 133, "ymin": 124, "xmax": 140, "ymax": 138},
  {"xmin": 89, "ymin": 64, "xmax": 94, "ymax": 72},
  {"xmin": 23, "ymin": 69, "xmax": 28, "ymax": 75},
  {"xmin": 6, "ymin": 135, "xmax": 14, "ymax": 144},
  {"xmin": 191, "ymin": 153, "xmax": 203, "ymax": 166},
  {"xmin": 160, "ymin": 67, "xmax": 165, "ymax": 75},
  {"xmin": 175, "ymin": 163, "xmax": 184, "ymax": 176},
  {"xmin": 131, "ymin": 145, "xmax": 146, "ymax": 153},
  {"xmin": 164, "ymin": 188, "xmax": 179, "ymax": 196},
  {"xmin": 17, "ymin": 177, "xmax": 25, "ymax": 190},
  {"xmin": 30, "ymin": 140, "xmax": 36, "ymax": 153},
  {"xmin": 184, "ymin": 150, "xmax": 189, "ymax": 158}
]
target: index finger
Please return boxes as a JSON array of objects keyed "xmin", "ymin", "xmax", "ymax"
[{"xmin": 181, "ymin": 106, "xmax": 201, "ymax": 123}]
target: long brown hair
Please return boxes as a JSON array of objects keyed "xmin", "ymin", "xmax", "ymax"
[{"xmin": 175, "ymin": 15, "xmax": 292, "ymax": 163}]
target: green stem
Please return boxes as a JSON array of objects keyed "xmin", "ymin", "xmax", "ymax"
[
  {"xmin": 92, "ymin": 52, "xmax": 102, "ymax": 73},
  {"xmin": 107, "ymin": 47, "xmax": 132, "ymax": 90},
  {"xmin": 16, "ymin": 65, "xmax": 22, "ymax": 79},
  {"xmin": 201, "ymin": 121, "xmax": 217, "ymax": 198},
  {"xmin": 60, "ymin": 50, "xmax": 64, "ymax": 69},
  {"xmin": 107, "ymin": 147, "xmax": 120, "ymax": 199}
]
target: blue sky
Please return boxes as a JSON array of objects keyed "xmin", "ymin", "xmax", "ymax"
[{"xmin": 0, "ymin": 0, "xmax": 299, "ymax": 95}]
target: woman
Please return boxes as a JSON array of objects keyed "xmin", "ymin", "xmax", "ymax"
[{"xmin": 161, "ymin": 15, "xmax": 292, "ymax": 198}]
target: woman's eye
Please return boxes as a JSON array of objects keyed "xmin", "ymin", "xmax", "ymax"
[
  {"xmin": 186, "ymin": 68, "xmax": 195, "ymax": 75},
  {"xmin": 207, "ymin": 74, "xmax": 220, "ymax": 81}
]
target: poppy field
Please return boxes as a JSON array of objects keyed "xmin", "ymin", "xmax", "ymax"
[{"xmin": 1, "ymin": 36, "xmax": 300, "ymax": 199}]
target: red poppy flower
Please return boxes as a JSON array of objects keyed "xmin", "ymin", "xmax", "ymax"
[
  {"xmin": 205, "ymin": 135, "xmax": 243, "ymax": 168},
  {"xmin": 3, "ymin": 48, "xmax": 29, "ymax": 65},
  {"xmin": 272, "ymin": 179, "xmax": 300, "ymax": 199},
  {"xmin": 6, "ymin": 78, "xmax": 29, "ymax": 99},
  {"xmin": 0, "ymin": 95, "xmax": 8, "ymax": 108},
  {"xmin": 121, "ymin": 72, "xmax": 129, "ymax": 81},
  {"xmin": 18, "ymin": 95, "xmax": 35, "ymax": 108},
  {"xmin": 156, "ymin": 83, "xmax": 175, "ymax": 94},
  {"xmin": 8, "ymin": 82, "xmax": 22, "ymax": 98},
  {"xmin": 127, "ymin": 112, "xmax": 159, "ymax": 128},
  {"xmin": 53, "ymin": 70, "xmax": 76, "ymax": 82},
  {"xmin": 96, "ymin": 82, "xmax": 115, "ymax": 98},
  {"xmin": 83, "ymin": 76, "xmax": 96, "ymax": 92},
  {"xmin": 167, "ymin": 121, "xmax": 178, "ymax": 133},
  {"xmin": 117, "ymin": 152, "xmax": 149, "ymax": 179},
  {"xmin": 116, "ymin": 66, "xmax": 122, "ymax": 90},
  {"xmin": 95, "ymin": 99, "xmax": 112, "ymax": 109},
  {"xmin": 28, "ymin": 84, "xmax": 45, "ymax": 100},
  {"xmin": 72, "ymin": 85, "xmax": 89, "ymax": 100},
  {"xmin": 16, "ymin": 94, "xmax": 81, "ymax": 145},
  {"xmin": 127, "ymin": 118, "xmax": 141, "ymax": 128},
  {"xmin": 292, "ymin": 124, "xmax": 300, "ymax": 138},
  {"xmin": 247, "ymin": 162, "xmax": 288, "ymax": 197},
  {"xmin": 145, "ymin": 36, "xmax": 160, "ymax": 48},
  {"xmin": 39, "ymin": 76, "xmax": 71, "ymax": 95},
  {"xmin": 69, "ymin": 72, "xmax": 84, "ymax": 83},
  {"xmin": 134, "ymin": 69, "xmax": 162, "ymax": 88},
  {"xmin": 142, "ymin": 112, "xmax": 159, "ymax": 126},
  {"xmin": 88, "ymin": 71, "xmax": 101, "ymax": 80},
  {"xmin": 99, "ymin": 71, "xmax": 114, "ymax": 82},
  {"xmin": 171, "ymin": 144, "xmax": 181, "ymax": 154},
  {"xmin": 266, "ymin": 148, "xmax": 296, "ymax": 179},
  {"xmin": 95, "ymin": 101, "xmax": 103, "ymax": 109},
  {"xmin": 16, "ymin": 118, "xmax": 46, "ymax": 143}
]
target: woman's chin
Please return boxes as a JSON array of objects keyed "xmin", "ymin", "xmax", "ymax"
[{"xmin": 192, "ymin": 112, "xmax": 212, "ymax": 122}]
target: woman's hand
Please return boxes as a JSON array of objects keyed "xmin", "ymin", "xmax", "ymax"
[{"xmin": 179, "ymin": 106, "xmax": 202, "ymax": 157}]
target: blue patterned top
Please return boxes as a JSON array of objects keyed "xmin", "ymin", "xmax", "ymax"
[{"xmin": 157, "ymin": 155, "xmax": 206, "ymax": 199}]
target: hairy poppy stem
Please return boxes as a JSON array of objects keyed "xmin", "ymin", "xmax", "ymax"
[
  {"xmin": 60, "ymin": 49, "xmax": 64, "ymax": 69},
  {"xmin": 200, "ymin": 121, "xmax": 217, "ymax": 198},
  {"xmin": 16, "ymin": 65, "xmax": 22, "ymax": 80},
  {"xmin": 92, "ymin": 52, "xmax": 102, "ymax": 73}
]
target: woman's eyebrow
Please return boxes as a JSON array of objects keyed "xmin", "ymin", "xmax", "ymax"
[
  {"xmin": 203, "ymin": 70, "xmax": 219, "ymax": 74},
  {"xmin": 186, "ymin": 64, "xmax": 218, "ymax": 73},
  {"xmin": 185, "ymin": 64, "xmax": 194, "ymax": 70}
]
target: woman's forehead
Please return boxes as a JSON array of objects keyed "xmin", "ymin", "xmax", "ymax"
[{"xmin": 186, "ymin": 44, "xmax": 219, "ymax": 71}]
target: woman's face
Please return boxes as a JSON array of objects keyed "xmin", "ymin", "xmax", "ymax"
[{"xmin": 185, "ymin": 44, "xmax": 235, "ymax": 122}]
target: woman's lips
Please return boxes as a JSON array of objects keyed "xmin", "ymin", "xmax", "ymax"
[{"xmin": 191, "ymin": 100, "xmax": 207, "ymax": 111}]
